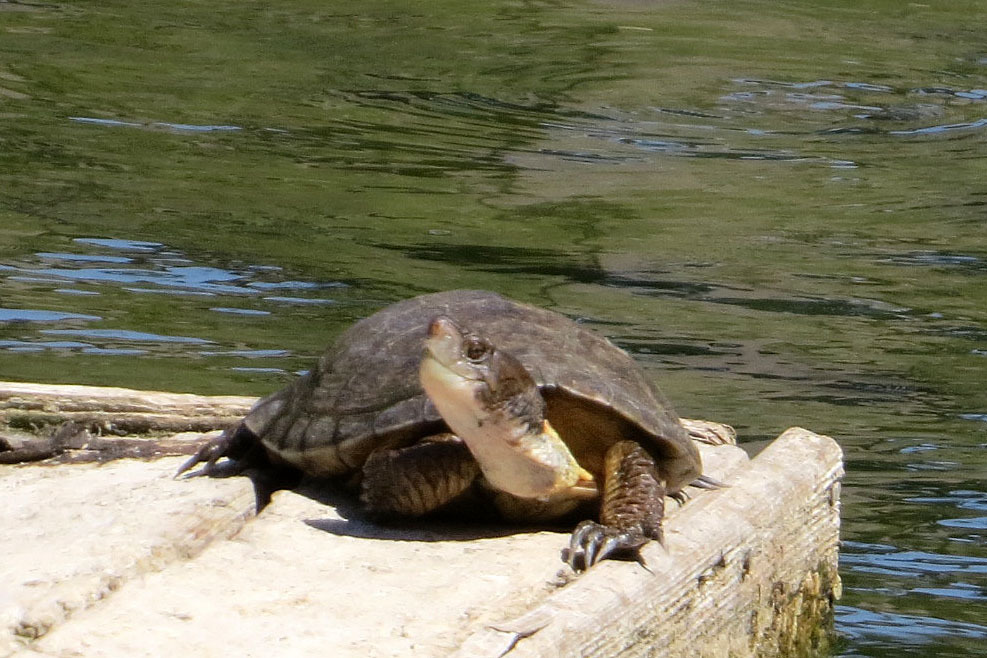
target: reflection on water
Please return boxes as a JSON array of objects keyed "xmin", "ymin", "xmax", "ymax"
[
  {"xmin": 722, "ymin": 78, "xmax": 987, "ymax": 124},
  {"xmin": 0, "ymin": 309, "xmax": 100, "ymax": 322},
  {"xmin": 1, "ymin": 1, "xmax": 986, "ymax": 655},
  {"xmin": 0, "ymin": 238, "xmax": 346, "ymax": 363},
  {"xmin": 843, "ymin": 542, "xmax": 987, "ymax": 580},
  {"xmin": 70, "ymin": 117, "xmax": 243, "ymax": 133},
  {"xmin": 837, "ymin": 605, "xmax": 987, "ymax": 655}
]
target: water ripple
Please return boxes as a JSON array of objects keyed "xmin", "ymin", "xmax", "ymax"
[
  {"xmin": 41, "ymin": 329, "xmax": 213, "ymax": 344},
  {"xmin": 37, "ymin": 252, "xmax": 133, "ymax": 264},
  {"xmin": 837, "ymin": 605, "xmax": 987, "ymax": 642},
  {"xmin": 890, "ymin": 118, "xmax": 987, "ymax": 136},
  {"xmin": 34, "ymin": 266, "xmax": 258, "ymax": 295},
  {"xmin": 0, "ymin": 309, "xmax": 101, "ymax": 323},
  {"xmin": 74, "ymin": 238, "xmax": 163, "ymax": 251},
  {"xmin": 0, "ymin": 339, "xmax": 146, "ymax": 356},
  {"xmin": 2, "ymin": 240, "xmax": 347, "ymax": 302},
  {"xmin": 0, "ymin": 237, "xmax": 349, "ymax": 362},
  {"xmin": 842, "ymin": 546, "xmax": 987, "ymax": 578},
  {"xmin": 70, "ymin": 117, "xmax": 242, "ymax": 133},
  {"xmin": 209, "ymin": 307, "xmax": 272, "ymax": 316},
  {"xmin": 909, "ymin": 490, "xmax": 987, "ymax": 512}
]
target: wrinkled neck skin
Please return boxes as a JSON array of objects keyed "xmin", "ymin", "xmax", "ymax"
[{"xmin": 420, "ymin": 346, "xmax": 594, "ymax": 501}]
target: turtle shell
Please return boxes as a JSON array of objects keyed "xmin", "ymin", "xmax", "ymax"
[{"xmin": 243, "ymin": 289, "xmax": 700, "ymax": 493}]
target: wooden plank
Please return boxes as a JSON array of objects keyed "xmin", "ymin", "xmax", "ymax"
[
  {"xmin": 0, "ymin": 382, "xmax": 255, "ymax": 415},
  {"xmin": 10, "ymin": 443, "xmax": 751, "ymax": 658},
  {"xmin": 0, "ymin": 381, "xmax": 254, "ymax": 433},
  {"xmin": 456, "ymin": 427, "xmax": 842, "ymax": 658},
  {"xmin": 0, "ymin": 454, "xmax": 257, "ymax": 656},
  {"xmin": 1, "ymin": 383, "xmax": 841, "ymax": 657}
]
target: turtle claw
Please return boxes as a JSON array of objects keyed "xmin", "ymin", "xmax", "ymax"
[
  {"xmin": 670, "ymin": 489, "xmax": 691, "ymax": 505},
  {"xmin": 691, "ymin": 474, "xmax": 727, "ymax": 490},
  {"xmin": 668, "ymin": 474, "xmax": 727, "ymax": 505},
  {"xmin": 174, "ymin": 427, "xmax": 239, "ymax": 478},
  {"xmin": 680, "ymin": 419, "xmax": 736, "ymax": 446},
  {"xmin": 563, "ymin": 520, "xmax": 649, "ymax": 572}
]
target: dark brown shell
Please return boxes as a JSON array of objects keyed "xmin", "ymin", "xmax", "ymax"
[{"xmin": 243, "ymin": 290, "xmax": 700, "ymax": 492}]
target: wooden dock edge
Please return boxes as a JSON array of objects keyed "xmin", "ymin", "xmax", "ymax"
[
  {"xmin": 1, "ymin": 382, "xmax": 842, "ymax": 657},
  {"xmin": 456, "ymin": 427, "xmax": 843, "ymax": 658},
  {"xmin": 0, "ymin": 381, "xmax": 255, "ymax": 434}
]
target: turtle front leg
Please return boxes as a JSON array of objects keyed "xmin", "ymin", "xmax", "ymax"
[
  {"xmin": 564, "ymin": 440, "xmax": 665, "ymax": 572},
  {"xmin": 360, "ymin": 435, "xmax": 481, "ymax": 517}
]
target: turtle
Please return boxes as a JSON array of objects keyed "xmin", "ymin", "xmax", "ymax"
[{"xmin": 178, "ymin": 289, "xmax": 719, "ymax": 570}]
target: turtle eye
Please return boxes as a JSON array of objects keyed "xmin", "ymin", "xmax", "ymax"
[{"xmin": 465, "ymin": 338, "xmax": 491, "ymax": 362}]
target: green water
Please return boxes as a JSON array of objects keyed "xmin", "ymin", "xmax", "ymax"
[{"xmin": 2, "ymin": 1, "xmax": 986, "ymax": 654}]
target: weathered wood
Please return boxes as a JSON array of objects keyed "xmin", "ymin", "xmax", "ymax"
[
  {"xmin": 0, "ymin": 382, "xmax": 256, "ymax": 415},
  {"xmin": 0, "ymin": 381, "xmax": 254, "ymax": 433},
  {"xmin": 0, "ymin": 454, "xmax": 257, "ymax": 656},
  {"xmin": 1, "ymin": 384, "xmax": 841, "ymax": 657},
  {"xmin": 0, "ymin": 430, "xmax": 214, "ymax": 464},
  {"xmin": 6, "ymin": 442, "xmax": 751, "ymax": 658},
  {"xmin": 456, "ymin": 427, "xmax": 842, "ymax": 658}
]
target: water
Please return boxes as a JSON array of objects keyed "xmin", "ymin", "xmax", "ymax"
[{"xmin": 2, "ymin": 1, "xmax": 985, "ymax": 654}]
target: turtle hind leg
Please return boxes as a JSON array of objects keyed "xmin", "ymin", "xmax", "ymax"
[
  {"xmin": 360, "ymin": 435, "xmax": 480, "ymax": 518},
  {"xmin": 564, "ymin": 440, "xmax": 665, "ymax": 572},
  {"xmin": 680, "ymin": 418, "xmax": 736, "ymax": 446}
]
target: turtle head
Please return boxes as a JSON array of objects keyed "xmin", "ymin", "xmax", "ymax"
[{"xmin": 420, "ymin": 316, "xmax": 594, "ymax": 500}]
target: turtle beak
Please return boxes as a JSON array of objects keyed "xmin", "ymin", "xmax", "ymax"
[
  {"xmin": 427, "ymin": 315, "xmax": 457, "ymax": 339},
  {"xmin": 424, "ymin": 316, "xmax": 466, "ymax": 367},
  {"xmin": 422, "ymin": 315, "xmax": 489, "ymax": 387}
]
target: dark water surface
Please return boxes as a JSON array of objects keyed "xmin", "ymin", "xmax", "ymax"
[{"xmin": 2, "ymin": 1, "xmax": 985, "ymax": 655}]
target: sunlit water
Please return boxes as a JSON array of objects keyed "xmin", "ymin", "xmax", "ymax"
[{"xmin": 2, "ymin": 1, "xmax": 985, "ymax": 655}]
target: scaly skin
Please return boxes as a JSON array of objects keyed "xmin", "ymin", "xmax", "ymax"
[
  {"xmin": 566, "ymin": 440, "xmax": 666, "ymax": 571},
  {"xmin": 601, "ymin": 440, "xmax": 665, "ymax": 544},
  {"xmin": 360, "ymin": 437, "xmax": 480, "ymax": 517}
]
